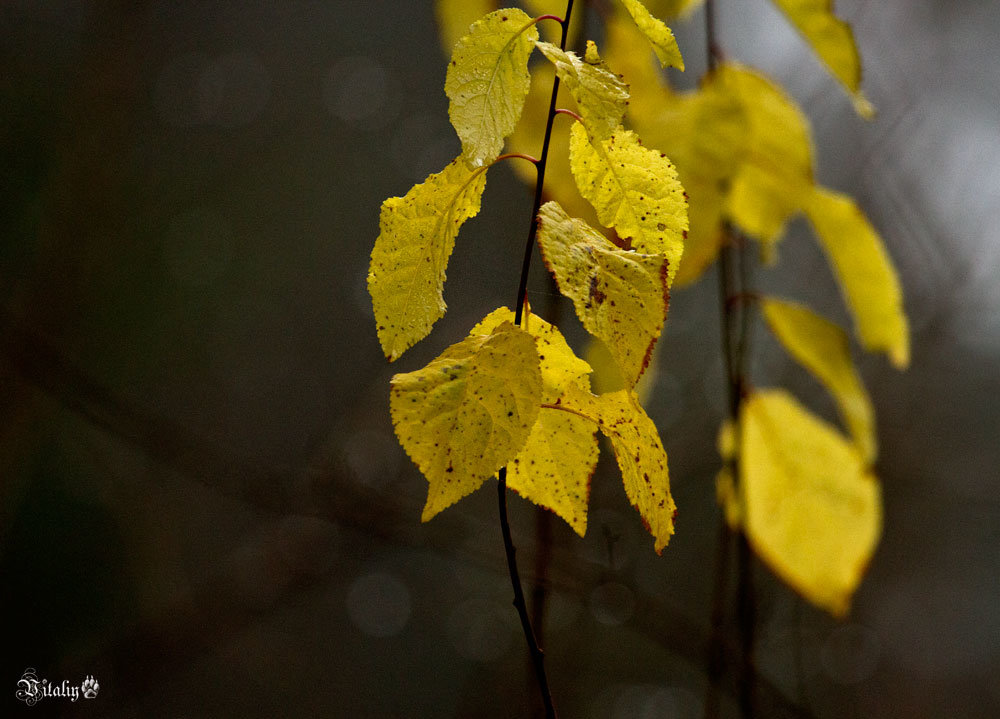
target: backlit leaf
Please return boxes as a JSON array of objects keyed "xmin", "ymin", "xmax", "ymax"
[
  {"xmin": 470, "ymin": 307, "xmax": 592, "ymax": 404},
  {"xmin": 804, "ymin": 186, "xmax": 909, "ymax": 368},
  {"xmin": 390, "ymin": 320, "xmax": 542, "ymax": 521},
  {"xmin": 557, "ymin": 385, "xmax": 676, "ymax": 553},
  {"xmin": 435, "ymin": 0, "xmax": 498, "ymax": 55},
  {"xmin": 508, "ymin": 409, "xmax": 598, "ymax": 535},
  {"xmin": 535, "ymin": 41, "xmax": 629, "ymax": 141},
  {"xmin": 761, "ymin": 297, "xmax": 876, "ymax": 463},
  {"xmin": 445, "ymin": 8, "xmax": 539, "ymax": 166},
  {"xmin": 536, "ymin": 201, "xmax": 670, "ymax": 388},
  {"xmin": 369, "ymin": 158, "xmax": 488, "ymax": 361},
  {"xmin": 473, "ymin": 307, "xmax": 597, "ymax": 535},
  {"xmin": 740, "ymin": 390, "xmax": 881, "ymax": 616},
  {"xmin": 770, "ymin": 0, "xmax": 874, "ymax": 117},
  {"xmin": 568, "ymin": 123, "xmax": 687, "ymax": 283},
  {"xmin": 618, "ymin": 0, "xmax": 685, "ymax": 70}
]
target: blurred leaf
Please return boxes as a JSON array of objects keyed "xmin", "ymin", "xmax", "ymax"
[
  {"xmin": 740, "ymin": 389, "xmax": 881, "ymax": 616},
  {"xmin": 804, "ymin": 186, "xmax": 910, "ymax": 368},
  {"xmin": 761, "ymin": 297, "xmax": 877, "ymax": 463},
  {"xmin": 770, "ymin": 0, "xmax": 874, "ymax": 117}
]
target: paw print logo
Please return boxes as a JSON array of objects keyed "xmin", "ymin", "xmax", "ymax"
[{"xmin": 81, "ymin": 676, "xmax": 100, "ymax": 699}]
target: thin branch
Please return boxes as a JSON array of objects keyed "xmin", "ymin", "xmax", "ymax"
[
  {"xmin": 704, "ymin": 0, "xmax": 759, "ymax": 716},
  {"xmin": 498, "ymin": 2, "xmax": 576, "ymax": 717}
]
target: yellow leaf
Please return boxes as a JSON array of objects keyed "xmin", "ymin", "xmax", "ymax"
[
  {"xmin": 584, "ymin": 336, "xmax": 658, "ymax": 406},
  {"xmin": 760, "ymin": 297, "xmax": 877, "ymax": 463},
  {"xmin": 473, "ymin": 307, "xmax": 597, "ymax": 535},
  {"xmin": 804, "ymin": 186, "xmax": 909, "ymax": 368},
  {"xmin": 535, "ymin": 41, "xmax": 629, "ymax": 141},
  {"xmin": 568, "ymin": 123, "xmax": 687, "ymax": 283},
  {"xmin": 603, "ymin": 21, "xmax": 744, "ymax": 283},
  {"xmin": 770, "ymin": 0, "xmax": 874, "ymax": 117},
  {"xmin": 390, "ymin": 320, "xmax": 542, "ymax": 521},
  {"xmin": 715, "ymin": 419, "xmax": 741, "ymax": 527},
  {"xmin": 558, "ymin": 385, "xmax": 676, "ymax": 553},
  {"xmin": 618, "ymin": 0, "xmax": 685, "ymax": 70},
  {"xmin": 740, "ymin": 390, "xmax": 881, "ymax": 616},
  {"xmin": 509, "ymin": 409, "xmax": 598, "ymax": 535},
  {"xmin": 435, "ymin": 0, "xmax": 498, "ymax": 55},
  {"xmin": 369, "ymin": 157, "xmax": 488, "ymax": 361},
  {"xmin": 470, "ymin": 307, "xmax": 591, "ymax": 404},
  {"xmin": 716, "ymin": 64, "xmax": 814, "ymax": 249},
  {"xmin": 536, "ymin": 201, "xmax": 670, "ymax": 388},
  {"xmin": 445, "ymin": 8, "xmax": 540, "ymax": 166},
  {"xmin": 715, "ymin": 466, "xmax": 741, "ymax": 529}
]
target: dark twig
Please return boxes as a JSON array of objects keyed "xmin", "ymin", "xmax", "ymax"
[
  {"xmin": 498, "ymin": 2, "xmax": 576, "ymax": 717},
  {"xmin": 704, "ymin": 0, "xmax": 757, "ymax": 716}
]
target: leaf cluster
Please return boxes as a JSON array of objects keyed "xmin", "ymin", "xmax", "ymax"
[
  {"xmin": 371, "ymin": 2, "xmax": 689, "ymax": 551},
  {"xmin": 371, "ymin": 0, "xmax": 911, "ymax": 614}
]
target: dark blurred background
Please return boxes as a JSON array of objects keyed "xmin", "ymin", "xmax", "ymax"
[{"xmin": 2, "ymin": 1, "xmax": 998, "ymax": 717}]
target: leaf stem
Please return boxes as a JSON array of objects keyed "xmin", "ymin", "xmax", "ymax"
[
  {"xmin": 554, "ymin": 107, "xmax": 584, "ymax": 123},
  {"xmin": 533, "ymin": 13, "xmax": 565, "ymax": 27},
  {"xmin": 498, "ymin": 3, "xmax": 575, "ymax": 717},
  {"xmin": 496, "ymin": 152, "xmax": 540, "ymax": 166}
]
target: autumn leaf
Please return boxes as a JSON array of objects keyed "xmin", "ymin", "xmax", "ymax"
[
  {"xmin": 618, "ymin": 0, "xmax": 685, "ymax": 70},
  {"xmin": 535, "ymin": 40, "xmax": 630, "ymax": 141},
  {"xmin": 716, "ymin": 64, "xmax": 814, "ymax": 251},
  {"xmin": 804, "ymin": 186, "xmax": 909, "ymax": 368},
  {"xmin": 510, "ymin": 410, "xmax": 598, "ymax": 535},
  {"xmin": 472, "ymin": 308, "xmax": 598, "ymax": 534},
  {"xmin": 761, "ymin": 297, "xmax": 877, "ymax": 463},
  {"xmin": 770, "ymin": 0, "xmax": 874, "ymax": 117},
  {"xmin": 740, "ymin": 390, "xmax": 881, "ymax": 616},
  {"xmin": 536, "ymin": 201, "xmax": 670, "ymax": 388},
  {"xmin": 368, "ymin": 157, "xmax": 488, "ymax": 361},
  {"xmin": 602, "ymin": 20, "xmax": 743, "ymax": 283},
  {"xmin": 445, "ymin": 8, "xmax": 539, "ymax": 166},
  {"xmin": 390, "ymin": 319, "xmax": 542, "ymax": 521},
  {"xmin": 557, "ymin": 385, "xmax": 676, "ymax": 553},
  {"xmin": 568, "ymin": 122, "xmax": 687, "ymax": 282}
]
